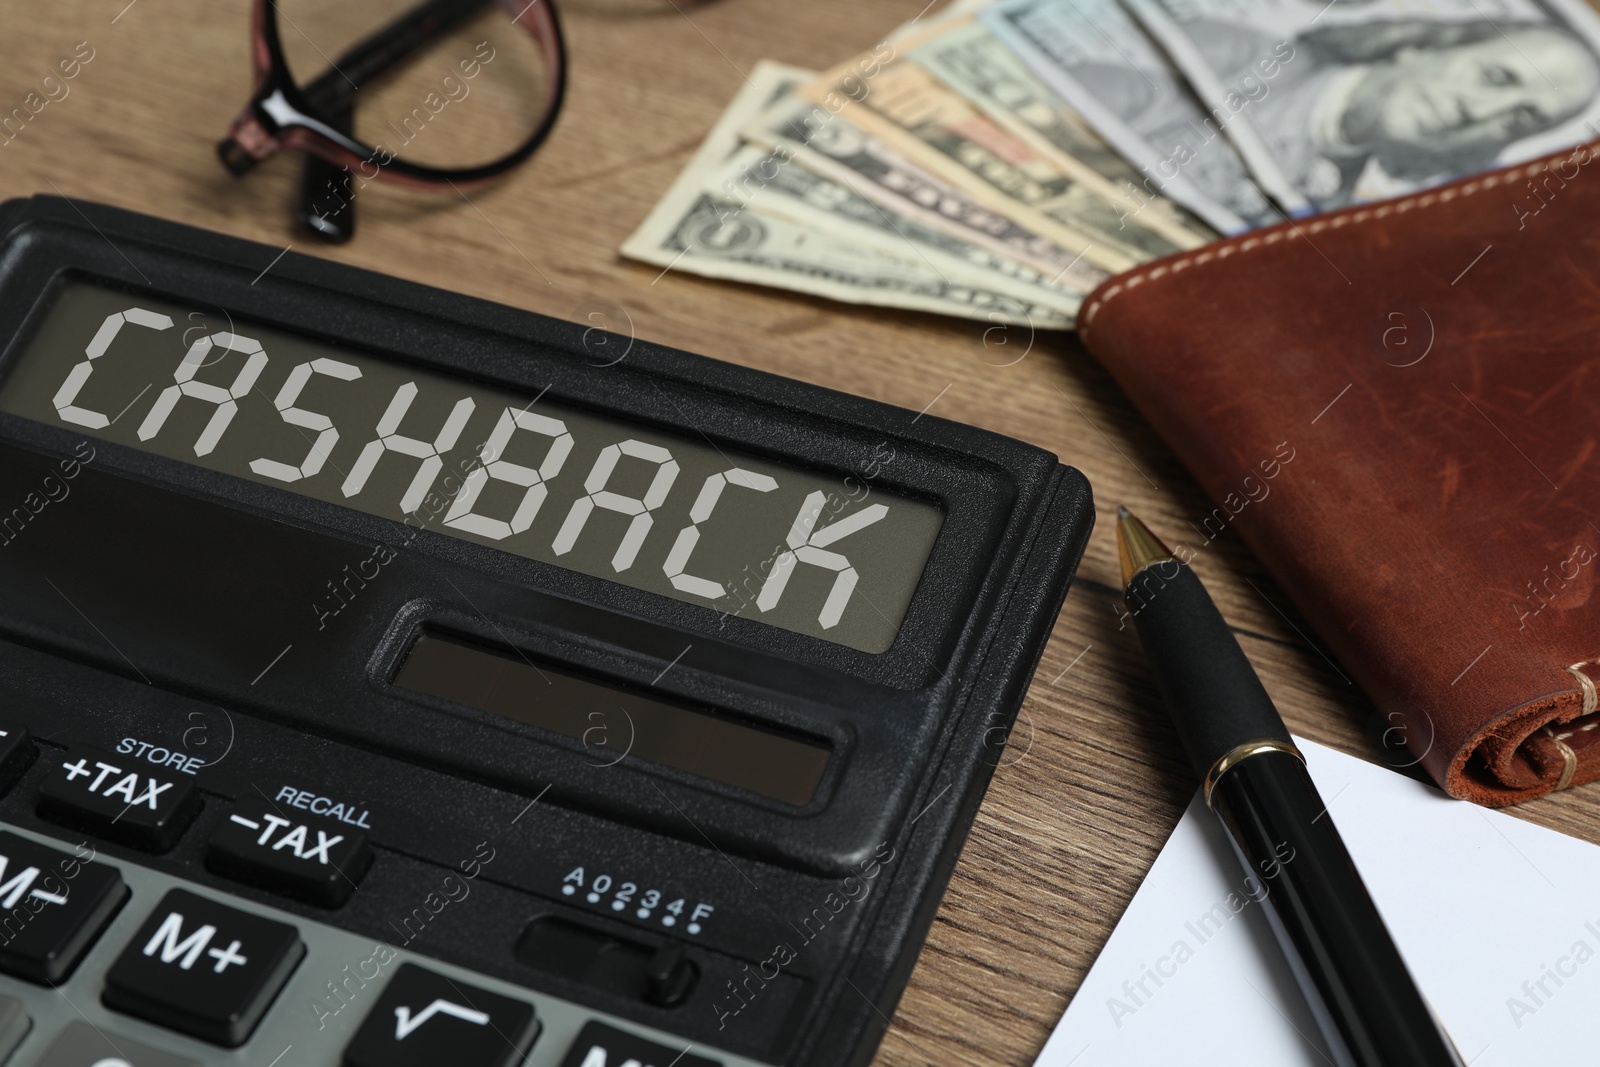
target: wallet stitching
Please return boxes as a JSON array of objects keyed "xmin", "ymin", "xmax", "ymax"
[
  {"xmin": 1078, "ymin": 158, "xmax": 1552, "ymax": 343},
  {"xmin": 1550, "ymin": 720, "xmax": 1600, "ymax": 743}
]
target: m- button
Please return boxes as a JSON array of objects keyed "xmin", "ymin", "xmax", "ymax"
[
  {"xmin": 0, "ymin": 831, "xmax": 126, "ymax": 983},
  {"xmin": 38, "ymin": 746, "xmax": 201, "ymax": 852},
  {"xmin": 103, "ymin": 889, "xmax": 303, "ymax": 1046},
  {"xmin": 207, "ymin": 806, "xmax": 373, "ymax": 906}
]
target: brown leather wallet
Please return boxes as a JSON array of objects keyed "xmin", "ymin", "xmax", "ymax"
[{"xmin": 1079, "ymin": 141, "xmax": 1600, "ymax": 806}]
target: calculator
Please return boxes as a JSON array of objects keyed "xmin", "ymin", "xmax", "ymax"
[{"xmin": 0, "ymin": 196, "xmax": 1093, "ymax": 1066}]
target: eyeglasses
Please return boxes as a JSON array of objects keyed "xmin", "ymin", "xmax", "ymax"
[{"xmin": 218, "ymin": 0, "xmax": 567, "ymax": 243}]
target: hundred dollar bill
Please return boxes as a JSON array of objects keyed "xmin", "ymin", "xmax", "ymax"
[
  {"xmin": 709, "ymin": 143, "xmax": 1083, "ymax": 319},
  {"xmin": 984, "ymin": 0, "xmax": 1278, "ymax": 234},
  {"xmin": 886, "ymin": 0, "xmax": 998, "ymax": 42},
  {"xmin": 909, "ymin": 18, "xmax": 1216, "ymax": 248},
  {"xmin": 742, "ymin": 93, "xmax": 1109, "ymax": 291},
  {"xmin": 1123, "ymin": 0, "xmax": 1600, "ymax": 214},
  {"xmin": 623, "ymin": 63, "xmax": 1076, "ymax": 327},
  {"xmin": 797, "ymin": 43, "xmax": 1172, "ymax": 271}
]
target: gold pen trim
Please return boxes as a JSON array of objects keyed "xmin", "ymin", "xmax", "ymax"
[
  {"xmin": 1115, "ymin": 505, "xmax": 1173, "ymax": 585},
  {"xmin": 1204, "ymin": 739, "xmax": 1305, "ymax": 808}
]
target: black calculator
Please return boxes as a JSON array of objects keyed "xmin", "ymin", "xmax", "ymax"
[{"xmin": 0, "ymin": 197, "xmax": 1092, "ymax": 1066}]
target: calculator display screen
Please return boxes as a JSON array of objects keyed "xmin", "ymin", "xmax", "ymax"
[{"xmin": 0, "ymin": 281, "xmax": 942, "ymax": 653}]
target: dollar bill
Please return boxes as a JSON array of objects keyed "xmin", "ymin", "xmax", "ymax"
[
  {"xmin": 709, "ymin": 143, "xmax": 1083, "ymax": 319},
  {"xmin": 886, "ymin": 0, "xmax": 998, "ymax": 42},
  {"xmin": 909, "ymin": 18, "xmax": 1216, "ymax": 248},
  {"xmin": 798, "ymin": 43, "xmax": 1176, "ymax": 271},
  {"xmin": 1123, "ymin": 0, "xmax": 1600, "ymax": 214},
  {"xmin": 984, "ymin": 0, "xmax": 1278, "ymax": 234},
  {"xmin": 622, "ymin": 62, "xmax": 1076, "ymax": 327},
  {"xmin": 742, "ymin": 92, "xmax": 1109, "ymax": 291}
]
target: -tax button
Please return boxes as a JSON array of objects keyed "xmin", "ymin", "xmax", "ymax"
[
  {"xmin": 207, "ymin": 806, "xmax": 373, "ymax": 906},
  {"xmin": 103, "ymin": 889, "xmax": 304, "ymax": 1046},
  {"xmin": 38, "ymin": 746, "xmax": 201, "ymax": 852}
]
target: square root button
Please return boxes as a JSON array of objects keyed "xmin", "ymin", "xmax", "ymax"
[
  {"xmin": 38, "ymin": 746, "xmax": 201, "ymax": 852},
  {"xmin": 343, "ymin": 963, "xmax": 538, "ymax": 1067},
  {"xmin": 103, "ymin": 889, "xmax": 303, "ymax": 1046}
]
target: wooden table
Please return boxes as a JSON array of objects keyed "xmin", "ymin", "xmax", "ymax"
[{"xmin": 5, "ymin": 2, "xmax": 1599, "ymax": 1064}]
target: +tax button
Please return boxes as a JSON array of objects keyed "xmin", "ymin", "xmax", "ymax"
[
  {"xmin": 38, "ymin": 746, "xmax": 201, "ymax": 852},
  {"xmin": 103, "ymin": 889, "xmax": 304, "ymax": 1046}
]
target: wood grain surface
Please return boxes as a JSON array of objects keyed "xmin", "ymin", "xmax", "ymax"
[{"xmin": 4, "ymin": 2, "xmax": 1599, "ymax": 1064}]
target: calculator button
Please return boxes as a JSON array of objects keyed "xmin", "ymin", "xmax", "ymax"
[
  {"xmin": 0, "ymin": 724, "xmax": 35, "ymax": 796},
  {"xmin": 206, "ymin": 806, "xmax": 373, "ymax": 906},
  {"xmin": 0, "ymin": 831, "xmax": 126, "ymax": 983},
  {"xmin": 558, "ymin": 1021, "xmax": 721, "ymax": 1067},
  {"xmin": 37, "ymin": 747, "xmax": 201, "ymax": 852},
  {"xmin": 33, "ymin": 1022, "xmax": 199, "ymax": 1067},
  {"xmin": 103, "ymin": 889, "xmax": 304, "ymax": 1047},
  {"xmin": 0, "ymin": 995, "xmax": 27, "ymax": 1062},
  {"xmin": 342, "ymin": 963, "xmax": 539, "ymax": 1067}
]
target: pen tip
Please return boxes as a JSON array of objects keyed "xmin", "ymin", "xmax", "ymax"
[{"xmin": 1115, "ymin": 507, "xmax": 1174, "ymax": 586}]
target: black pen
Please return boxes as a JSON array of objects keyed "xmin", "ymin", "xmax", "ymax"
[{"xmin": 1115, "ymin": 507, "xmax": 1463, "ymax": 1067}]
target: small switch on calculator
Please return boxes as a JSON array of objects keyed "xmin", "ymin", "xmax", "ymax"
[
  {"xmin": 0, "ymin": 830, "xmax": 126, "ymax": 983},
  {"xmin": 343, "ymin": 963, "xmax": 538, "ymax": 1067},
  {"xmin": 103, "ymin": 889, "xmax": 304, "ymax": 1046},
  {"xmin": 37, "ymin": 746, "xmax": 201, "ymax": 852},
  {"xmin": 207, "ymin": 805, "xmax": 373, "ymax": 906}
]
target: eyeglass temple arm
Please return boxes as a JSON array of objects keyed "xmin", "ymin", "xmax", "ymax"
[
  {"xmin": 219, "ymin": 0, "xmax": 494, "ymax": 174},
  {"xmin": 299, "ymin": 0, "xmax": 497, "ymax": 113},
  {"xmin": 297, "ymin": 98, "xmax": 359, "ymax": 243},
  {"xmin": 296, "ymin": 0, "xmax": 496, "ymax": 241}
]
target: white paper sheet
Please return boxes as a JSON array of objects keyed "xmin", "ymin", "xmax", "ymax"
[{"xmin": 1038, "ymin": 740, "xmax": 1600, "ymax": 1066}]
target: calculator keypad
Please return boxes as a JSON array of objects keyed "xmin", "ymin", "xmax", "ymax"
[
  {"xmin": 0, "ymin": 768, "xmax": 767, "ymax": 1066},
  {"xmin": 102, "ymin": 889, "xmax": 305, "ymax": 1047},
  {"xmin": 36, "ymin": 748, "xmax": 200, "ymax": 853}
]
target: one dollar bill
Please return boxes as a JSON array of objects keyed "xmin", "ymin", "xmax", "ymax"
[
  {"xmin": 797, "ymin": 38, "xmax": 1172, "ymax": 272},
  {"xmin": 742, "ymin": 91, "xmax": 1108, "ymax": 291},
  {"xmin": 622, "ymin": 61, "xmax": 1078, "ymax": 327}
]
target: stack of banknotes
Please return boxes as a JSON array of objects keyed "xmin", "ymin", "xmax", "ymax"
[{"xmin": 623, "ymin": 0, "xmax": 1600, "ymax": 329}]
